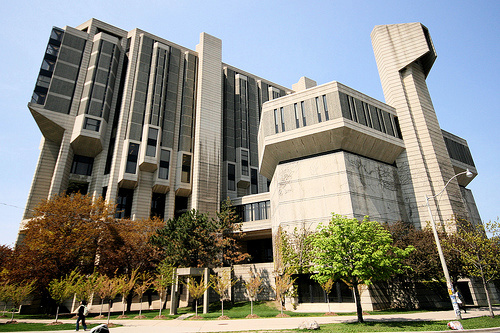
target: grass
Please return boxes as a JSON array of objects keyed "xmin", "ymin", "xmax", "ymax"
[
  {"xmin": 0, "ymin": 322, "xmax": 105, "ymax": 332},
  {"xmin": 303, "ymin": 316, "xmax": 500, "ymax": 332}
]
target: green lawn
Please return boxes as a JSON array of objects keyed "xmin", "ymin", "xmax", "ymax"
[
  {"xmin": 305, "ymin": 316, "xmax": 500, "ymax": 332},
  {"xmin": 0, "ymin": 322, "xmax": 104, "ymax": 332}
]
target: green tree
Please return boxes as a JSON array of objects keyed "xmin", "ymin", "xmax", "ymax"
[
  {"xmin": 183, "ymin": 276, "xmax": 209, "ymax": 318},
  {"xmin": 151, "ymin": 210, "xmax": 217, "ymax": 268},
  {"xmin": 117, "ymin": 269, "xmax": 139, "ymax": 317},
  {"xmin": 73, "ymin": 271, "xmax": 100, "ymax": 305},
  {"xmin": 309, "ymin": 214, "xmax": 414, "ymax": 323},
  {"xmin": 98, "ymin": 275, "xmax": 121, "ymax": 325},
  {"xmin": 244, "ymin": 271, "xmax": 263, "ymax": 317},
  {"xmin": 9, "ymin": 280, "xmax": 36, "ymax": 322},
  {"xmin": 210, "ymin": 270, "xmax": 237, "ymax": 318},
  {"xmin": 272, "ymin": 272, "xmax": 295, "ymax": 316},
  {"xmin": 444, "ymin": 219, "xmax": 500, "ymax": 317},
  {"xmin": 152, "ymin": 262, "xmax": 175, "ymax": 318},
  {"xmin": 319, "ymin": 277, "xmax": 335, "ymax": 314},
  {"xmin": 274, "ymin": 225, "xmax": 313, "ymax": 275},
  {"xmin": 0, "ymin": 281, "xmax": 14, "ymax": 316},
  {"xmin": 133, "ymin": 272, "xmax": 152, "ymax": 318},
  {"xmin": 213, "ymin": 199, "xmax": 250, "ymax": 267},
  {"xmin": 47, "ymin": 270, "xmax": 79, "ymax": 322}
]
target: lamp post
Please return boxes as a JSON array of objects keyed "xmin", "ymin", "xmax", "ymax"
[{"xmin": 425, "ymin": 169, "xmax": 473, "ymax": 320}]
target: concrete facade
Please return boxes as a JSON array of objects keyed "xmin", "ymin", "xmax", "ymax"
[{"xmin": 21, "ymin": 19, "xmax": 485, "ymax": 309}]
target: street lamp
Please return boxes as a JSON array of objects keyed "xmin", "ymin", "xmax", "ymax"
[{"xmin": 425, "ymin": 169, "xmax": 473, "ymax": 320}]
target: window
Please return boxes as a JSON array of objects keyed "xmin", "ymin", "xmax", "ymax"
[
  {"xmin": 280, "ymin": 107, "xmax": 285, "ymax": 131},
  {"xmin": 377, "ymin": 108, "xmax": 386, "ymax": 133},
  {"xmin": 294, "ymin": 103, "xmax": 300, "ymax": 128},
  {"xmin": 116, "ymin": 188, "xmax": 134, "ymax": 219},
  {"xmin": 71, "ymin": 155, "xmax": 94, "ymax": 176},
  {"xmin": 151, "ymin": 192, "xmax": 166, "ymax": 219},
  {"xmin": 46, "ymin": 44, "xmax": 60, "ymax": 57},
  {"xmin": 315, "ymin": 97, "xmax": 322, "ymax": 122},
  {"xmin": 241, "ymin": 150, "xmax": 249, "ymax": 176},
  {"xmin": 41, "ymin": 59, "xmax": 56, "ymax": 72},
  {"xmin": 31, "ymin": 91, "xmax": 47, "ymax": 105},
  {"xmin": 181, "ymin": 154, "xmax": 191, "ymax": 183},
  {"xmin": 83, "ymin": 117, "xmax": 101, "ymax": 132},
  {"xmin": 36, "ymin": 75, "xmax": 51, "ymax": 89},
  {"xmin": 238, "ymin": 200, "xmax": 271, "ymax": 222},
  {"xmin": 146, "ymin": 128, "xmax": 158, "ymax": 157},
  {"xmin": 322, "ymin": 95, "xmax": 330, "ymax": 121},
  {"xmin": 301, "ymin": 101, "xmax": 307, "ymax": 126},
  {"xmin": 158, "ymin": 149, "xmax": 170, "ymax": 179},
  {"xmin": 251, "ymin": 168, "xmax": 258, "ymax": 194},
  {"xmin": 362, "ymin": 102, "xmax": 372, "ymax": 128},
  {"xmin": 274, "ymin": 109, "xmax": 279, "ymax": 133},
  {"xmin": 50, "ymin": 28, "xmax": 64, "ymax": 42},
  {"xmin": 125, "ymin": 143, "xmax": 139, "ymax": 174},
  {"xmin": 347, "ymin": 95, "xmax": 358, "ymax": 122},
  {"xmin": 228, "ymin": 163, "xmax": 236, "ymax": 191}
]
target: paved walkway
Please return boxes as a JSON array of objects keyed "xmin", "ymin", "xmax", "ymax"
[{"xmin": 1, "ymin": 307, "xmax": 499, "ymax": 333}]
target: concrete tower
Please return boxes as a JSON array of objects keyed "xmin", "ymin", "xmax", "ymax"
[{"xmin": 371, "ymin": 23, "xmax": 477, "ymax": 228}]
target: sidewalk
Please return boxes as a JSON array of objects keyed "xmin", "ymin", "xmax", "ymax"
[{"xmin": 2, "ymin": 307, "xmax": 499, "ymax": 333}]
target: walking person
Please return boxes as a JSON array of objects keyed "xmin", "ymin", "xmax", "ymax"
[{"xmin": 76, "ymin": 300, "xmax": 88, "ymax": 331}]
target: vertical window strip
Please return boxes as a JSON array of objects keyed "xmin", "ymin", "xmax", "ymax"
[
  {"xmin": 294, "ymin": 103, "xmax": 300, "ymax": 128},
  {"xmin": 274, "ymin": 109, "xmax": 279, "ymax": 133},
  {"xmin": 377, "ymin": 108, "xmax": 386, "ymax": 133},
  {"xmin": 347, "ymin": 95, "xmax": 358, "ymax": 122},
  {"xmin": 363, "ymin": 102, "xmax": 372, "ymax": 128},
  {"xmin": 315, "ymin": 97, "xmax": 322, "ymax": 122},
  {"xmin": 322, "ymin": 95, "xmax": 329, "ymax": 121},
  {"xmin": 280, "ymin": 107, "xmax": 285, "ymax": 132},
  {"xmin": 301, "ymin": 101, "xmax": 306, "ymax": 126}
]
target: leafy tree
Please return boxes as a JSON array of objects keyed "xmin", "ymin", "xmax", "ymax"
[
  {"xmin": 244, "ymin": 271, "xmax": 263, "ymax": 317},
  {"xmin": 210, "ymin": 270, "xmax": 236, "ymax": 318},
  {"xmin": 272, "ymin": 272, "xmax": 295, "ymax": 316},
  {"xmin": 117, "ymin": 269, "xmax": 139, "ymax": 318},
  {"xmin": 213, "ymin": 199, "xmax": 250, "ymax": 267},
  {"xmin": 319, "ymin": 277, "xmax": 335, "ymax": 314},
  {"xmin": 151, "ymin": 204, "xmax": 250, "ymax": 269},
  {"xmin": 152, "ymin": 262, "xmax": 175, "ymax": 318},
  {"xmin": 0, "ymin": 245, "xmax": 12, "ymax": 272},
  {"xmin": 183, "ymin": 276, "xmax": 209, "ymax": 318},
  {"xmin": 47, "ymin": 270, "xmax": 79, "ymax": 322},
  {"xmin": 309, "ymin": 214, "xmax": 414, "ymax": 323},
  {"xmin": 274, "ymin": 225, "xmax": 313, "ymax": 275},
  {"xmin": 98, "ymin": 275, "xmax": 121, "ymax": 325},
  {"xmin": 6, "ymin": 194, "xmax": 115, "ymax": 291},
  {"xmin": 444, "ymin": 219, "xmax": 500, "ymax": 317},
  {"xmin": 97, "ymin": 218, "xmax": 163, "ymax": 276},
  {"xmin": 73, "ymin": 271, "xmax": 100, "ymax": 305},
  {"xmin": 94, "ymin": 274, "xmax": 108, "ymax": 318},
  {"xmin": 134, "ymin": 272, "xmax": 152, "ymax": 318},
  {"xmin": 0, "ymin": 281, "xmax": 14, "ymax": 316},
  {"xmin": 387, "ymin": 221, "xmax": 465, "ymax": 283},
  {"xmin": 151, "ymin": 210, "xmax": 218, "ymax": 268},
  {"xmin": 9, "ymin": 280, "xmax": 36, "ymax": 322}
]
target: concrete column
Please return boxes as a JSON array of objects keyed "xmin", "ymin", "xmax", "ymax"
[{"xmin": 191, "ymin": 33, "xmax": 223, "ymax": 215}]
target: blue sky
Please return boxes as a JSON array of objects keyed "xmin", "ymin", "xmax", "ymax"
[{"xmin": 0, "ymin": 0, "xmax": 498, "ymax": 246}]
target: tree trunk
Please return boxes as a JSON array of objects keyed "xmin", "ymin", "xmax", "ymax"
[
  {"xmin": 480, "ymin": 265, "xmax": 495, "ymax": 318},
  {"xmin": 352, "ymin": 280, "xmax": 364, "ymax": 323},
  {"xmin": 55, "ymin": 305, "xmax": 60, "ymax": 323},
  {"xmin": 250, "ymin": 299, "xmax": 253, "ymax": 315}
]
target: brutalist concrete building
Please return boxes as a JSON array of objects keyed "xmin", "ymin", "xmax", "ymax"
[{"xmin": 22, "ymin": 19, "xmax": 486, "ymax": 310}]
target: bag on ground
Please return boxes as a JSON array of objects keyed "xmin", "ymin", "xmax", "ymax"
[{"xmin": 90, "ymin": 324, "xmax": 109, "ymax": 333}]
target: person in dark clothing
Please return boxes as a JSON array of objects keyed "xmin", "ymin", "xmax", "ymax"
[{"xmin": 76, "ymin": 300, "xmax": 88, "ymax": 331}]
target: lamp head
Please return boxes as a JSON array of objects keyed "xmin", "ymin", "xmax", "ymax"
[{"xmin": 465, "ymin": 169, "xmax": 473, "ymax": 178}]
